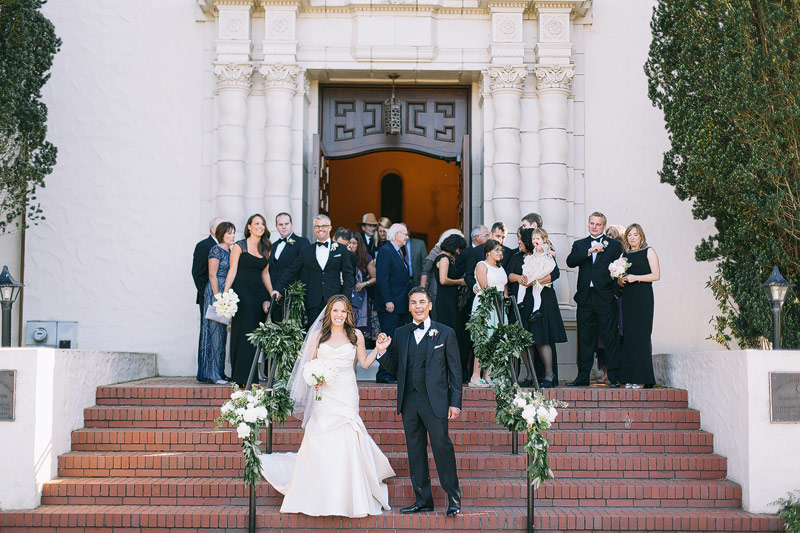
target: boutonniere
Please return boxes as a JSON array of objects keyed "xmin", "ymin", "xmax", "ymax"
[
  {"xmin": 287, "ymin": 238, "xmax": 295, "ymax": 245},
  {"xmin": 602, "ymin": 240, "xmax": 609, "ymax": 247},
  {"xmin": 428, "ymin": 328, "xmax": 439, "ymax": 338},
  {"xmin": 330, "ymin": 242, "xmax": 339, "ymax": 251}
]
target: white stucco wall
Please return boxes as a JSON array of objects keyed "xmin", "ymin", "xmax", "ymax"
[
  {"xmin": 0, "ymin": 349, "xmax": 156, "ymax": 510},
  {"xmin": 654, "ymin": 350, "xmax": 800, "ymax": 513},
  {"xmin": 0, "ymin": 231, "xmax": 23, "ymax": 347}
]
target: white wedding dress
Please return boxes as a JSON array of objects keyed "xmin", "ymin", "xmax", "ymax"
[{"xmin": 259, "ymin": 342, "xmax": 395, "ymax": 517}]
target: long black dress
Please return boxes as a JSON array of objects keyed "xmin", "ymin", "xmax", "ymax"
[
  {"xmin": 620, "ymin": 247, "xmax": 655, "ymax": 385},
  {"xmin": 507, "ymin": 252, "xmax": 565, "ymax": 381},
  {"xmin": 230, "ymin": 240, "xmax": 270, "ymax": 386},
  {"xmin": 432, "ymin": 253, "xmax": 460, "ymax": 329}
]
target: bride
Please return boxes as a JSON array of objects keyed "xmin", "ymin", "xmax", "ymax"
[{"xmin": 259, "ymin": 294, "xmax": 395, "ymax": 517}]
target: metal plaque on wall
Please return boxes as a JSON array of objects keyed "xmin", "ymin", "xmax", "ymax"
[
  {"xmin": 0, "ymin": 370, "xmax": 15, "ymax": 421},
  {"xmin": 769, "ymin": 372, "xmax": 800, "ymax": 423}
]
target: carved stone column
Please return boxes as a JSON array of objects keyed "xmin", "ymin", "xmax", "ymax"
[
  {"xmin": 480, "ymin": 75, "xmax": 495, "ymax": 227},
  {"xmin": 259, "ymin": 63, "xmax": 298, "ymax": 226},
  {"xmin": 245, "ymin": 74, "xmax": 266, "ymax": 217},
  {"xmin": 488, "ymin": 65, "xmax": 527, "ymax": 236},
  {"xmin": 519, "ymin": 73, "xmax": 540, "ymax": 221}
]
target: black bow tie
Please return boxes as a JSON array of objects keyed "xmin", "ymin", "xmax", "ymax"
[
  {"xmin": 590, "ymin": 236, "xmax": 604, "ymax": 244},
  {"xmin": 413, "ymin": 322, "xmax": 425, "ymax": 331},
  {"xmin": 275, "ymin": 238, "xmax": 285, "ymax": 244},
  {"xmin": 316, "ymin": 241, "xmax": 329, "ymax": 248}
]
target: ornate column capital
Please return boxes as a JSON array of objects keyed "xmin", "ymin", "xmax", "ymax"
[
  {"xmin": 213, "ymin": 62, "xmax": 254, "ymax": 90},
  {"xmin": 487, "ymin": 65, "xmax": 528, "ymax": 92},
  {"xmin": 259, "ymin": 63, "xmax": 299, "ymax": 90},
  {"xmin": 535, "ymin": 64, "xmax": 574, "ymax": 91}
]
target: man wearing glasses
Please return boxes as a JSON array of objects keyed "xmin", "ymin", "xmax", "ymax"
[{"xmin": 274, "ymin": 214, "xmax": 355, "ymax": 326}]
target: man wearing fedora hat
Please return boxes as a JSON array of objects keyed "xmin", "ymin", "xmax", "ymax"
[{"xmin": 359, "ymin": 213, "xmax": 380, "ymax": 256}]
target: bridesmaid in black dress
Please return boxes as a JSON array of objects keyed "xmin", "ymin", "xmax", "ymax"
[
  {"xmin": 223, "ymin": 214, "xmax": 275, "ymax": 387},
  {"xmin": 432, "ymin": 234, "xmax": 467, "ymax": 328},
  {"xmin": 617, "ymin": 223, "xmax": 661, "ymax": 389}
]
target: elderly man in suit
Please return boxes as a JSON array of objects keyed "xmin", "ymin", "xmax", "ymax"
[
  {"xmin": 404, "ymin": 234, "xmax": 428, "ymax": 287},
  {"xmin": 269, "ymin": 212, "xmax": 310, "ymax": 322},
  {"xmin": 192, "ymin": 216, "xmax": 224, "ymax": 318},
  {"xmin": 566, "ymin": 211, "xmax": 623, "ymax": 387},
  {"xmin": 375, "ymin": 223, "xmax": 413, "ymax": 383},
  {"xmin": 375, "ymin": 286, "xmax": 462, "ymax": 517},
  {"xmin": 274, "ymin": 214, "xmax": 355, "ymax": 327}
]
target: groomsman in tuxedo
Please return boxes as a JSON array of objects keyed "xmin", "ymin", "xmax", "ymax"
[
  {"xmin": 490, "ymin": 222, "xmax": 514, "ymax": 270},
  {"xmin": 359, "ymin": 212, "xmax": 380, "ymax": 257},
  {"xmin": 274, "ymin": 214, "xmax": 355, "ymax": 327},
  {"xmin": 566, "ymin": 211, "xmax": 623, "ymax": 387},
  {"xmin": 269, "ymin": 212, "xmax": 310, "ymax": 321},
  {"xmin": 375, "ymin": 223, "xmax": 413, "ymax": 383},
  {"xmin": 375, "ymin": 287, "xmax": 462, "ymax": 517},
  {"xmin": 192, "ymin": 216, "xmax": 223, "ymax": 319},
  {"xmin": 453, "ymin": 224, "xmax": 489, "ymax": 380}
]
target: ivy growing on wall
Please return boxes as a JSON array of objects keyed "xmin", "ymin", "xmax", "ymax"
[
  {"xmin": 0, "ymin": 0, "xmax": 60, "ymax": 232},
  {"xmin": 645, "ymin": 0, "xmax": 800, "ymax": 348}
]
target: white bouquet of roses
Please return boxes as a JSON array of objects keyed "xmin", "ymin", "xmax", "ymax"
[
  {"xmin": 509, "ymin": 389, "xmax": 567, "ymax": 489},
  {"xmin": 303, "ymin": 358, "xmax": 338, "ymax": 401},
  {"xmin": 215, "ymin": 384, "xmax": 271, "ymax": 488},
  {"xmin": 608, "ymin": 256, "xmax": 632, "ymax": 279},
  {"xmin": 213, "ymin": 289, "xmax": 240, "ymax": 319}
]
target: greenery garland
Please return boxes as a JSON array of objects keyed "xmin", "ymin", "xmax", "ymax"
[{"xmin": 465, "ymin": 286, "xmax": 566, "ymax": 487}]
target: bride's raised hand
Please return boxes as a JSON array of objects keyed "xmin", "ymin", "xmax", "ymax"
[{"xmin": 376, "ymin": 333, "xmax": 391, "ymax": 352}]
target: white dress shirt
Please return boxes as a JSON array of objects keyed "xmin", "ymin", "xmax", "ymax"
[
  {"xmin": 412, "ymin": 317, "xmax": 431, "ymax": 344},
  {"xmin": 274, "ymin": 239, "xmax": 287, "ymax": 260},
  {"xmin": 315, "ymin": 239, "xmax": 331, "ymax": 269}
]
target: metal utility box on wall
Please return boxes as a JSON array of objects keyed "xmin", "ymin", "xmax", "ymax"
[{"xmin": 25, "ymin": 321, "xmax": 78, "ymax": 349}]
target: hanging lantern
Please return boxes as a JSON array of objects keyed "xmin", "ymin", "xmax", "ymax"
[{"xmin": 384, "ymin": 75, "xmax": 401, "ymax": 135}]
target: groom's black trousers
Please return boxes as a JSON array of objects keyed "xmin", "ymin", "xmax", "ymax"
[{"xmin": 400, "ymin": 388, "xmax": 461, "ymax": 507}]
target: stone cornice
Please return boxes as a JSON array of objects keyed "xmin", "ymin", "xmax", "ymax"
[
  {"xmin": 300, "ymin": 5, "xmax": 487, "ymax": 14},
  {"xmin": 531, "ymin": 0, "xmax": 591, "ymax": 19},
  {"xmin": 213, "ymin": 62, "xmax": 254, "ymax": 89},
  {"xmin": 214, "ymin": 0, "xmax": 255, "ymax": 5},
  {"xmin": 534, "ymin": 64, "xmax": 574, "ymax": 91}
]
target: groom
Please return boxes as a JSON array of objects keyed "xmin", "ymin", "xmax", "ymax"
[{"xmin": 375, "ymin": 287, "xmax": 462, "ymax": 517}]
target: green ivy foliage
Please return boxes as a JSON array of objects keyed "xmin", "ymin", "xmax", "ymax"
[
  {"xmin": 774, "ymin": 490, "xmax": 800, "ymax": 533},
  {"xmin": 0, "ymin": 0, "xmax": 60, "ymax": 231},
  {"xmin": 645, "ymin": 0, "xmax": 799, "ymax": 348}
]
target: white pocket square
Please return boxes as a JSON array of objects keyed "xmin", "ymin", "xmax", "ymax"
[
  {"xmin": 434, "ymin": 343, "xmax": 444, "ymax": 349},
  {"xmin": 332, "ymin": 253, "xmax": 342, "ymax": 257}
]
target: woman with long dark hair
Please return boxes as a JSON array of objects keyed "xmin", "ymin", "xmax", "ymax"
[
  {"xmin": 223, "ymin": 213, "xmax": 275, "ymax": 386},
  {"xmin": 347, "ymin": 232, "xmax": 378, "ymax": 341},
  {"xmin": 259, "ymin": 295, "xmax": 395, "ymax": 517}
]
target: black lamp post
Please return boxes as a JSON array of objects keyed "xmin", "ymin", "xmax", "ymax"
[
  {"xmin": 0, "ymin": 265, "xmax": 23, "ymax": 347},
  {"xmin": 762, "ymin": 266, "xmax": 793, "ymax": 350}
]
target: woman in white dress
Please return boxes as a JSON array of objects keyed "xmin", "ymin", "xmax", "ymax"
[
  {"xmin": 468, "ymin": 239, "xmax": 509, "ymax": 387},
  {"xmin": 259, "ymin": 294, "xmax": 395, "ymax": 517}
]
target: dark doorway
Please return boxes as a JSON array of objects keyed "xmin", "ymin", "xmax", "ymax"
[{"xmin": 381, "ymin": 173, "xmax": 403, "ymax": 225}]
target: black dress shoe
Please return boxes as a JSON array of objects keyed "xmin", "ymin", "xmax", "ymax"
[
  {"xmin": 529, "ymin": 310, "xmax": 542, "ymax": 321},
  {"xmin": 446, "ymin": 505, "xmax": 461, "ymax": 517},
  {"xmin": 518, "ymin": 378, "xmax": 533, "ymax": 388},
  {"xmin": 400, "ymin": 502, "xmax": 434, "ymax": 513},
  {"xmin": 541, "ymin": 379, "xmax": 553, "ymax": 389},
  {"xmin": 566, "ymin": 380, "xmax": 589, "ymax": 387},
  {"xmin": 609, "ymin": 381, "xmax": 622, "ymax": 388}
]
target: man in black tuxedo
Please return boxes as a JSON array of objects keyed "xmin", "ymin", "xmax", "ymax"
[
  {"xmin": 453, "ymin": 224, "xmax": 489, "ymax": 381},
  {"xmin": 566, "ymin": 211, "xmax": 623, "ymax": 387},
  {"xmin": 269, "ymin": 212, "xmax": 310, "ymax": 321},
  {"xmin": 375, "ymin": 223, "xmax": 413, "ymax": 383},
  {"xmin": 490, "ymin": 222, "xmax": 514, "ymax": 270},
  {"xmin": 375, "ymin": 286, "xmax": 462, "ymax": 517},
  {"xmin": 274, "ymin": 214, "xmax": 355, "ymax": 326},
  {"xmin": 359, "ymin": 212, "xmax": 380, "ymax": 257},
  {"xmin": 191, "ymin": 217, "xmax": 223, "ymax": 318}
]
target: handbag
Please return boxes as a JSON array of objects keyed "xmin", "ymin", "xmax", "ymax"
[{"xmin": 205, "ymin": 304, "xmax": 230, "ymax": 325}]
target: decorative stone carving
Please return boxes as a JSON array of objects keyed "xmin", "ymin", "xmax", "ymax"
[
  {"xmin": 535, "ymin": 65, "xmax": 574, "ymax": 91},
  {"xmin": 488, "ymin": 65, "xmax": 528, "ymax": 91},
  {"xmin": 213, "ymin": 62, "xmax": 254, "ymax": 89},
  {"xmin": 218, "ymin": 10, "xmax": 250, "ymax": 40},
  {"xmin": 492, "ymin": 13, "xmax": 521, "ymax": 42},
  {"xmin": 259, "ymin": 63, "xmax": 299, "ymax": 90},
  {"xmin": 539, "ymin": 13, "xmax": 569, "ymax": 43}
]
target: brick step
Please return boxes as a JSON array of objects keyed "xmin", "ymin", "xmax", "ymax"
[
  {"xmin": 82, "ymin": 405, "xmax": 701, "ymax": 431},
  {"xmin": 40, "ymin": 477, "xmax": 743, "ymax": 508},
  {"xmin": 71, "ymin": 427, "xmax": 714, "ymax": 454},
  {"xmin": 0, "ymin": 505, "xmax": 783, "ymax": 531},
  {"xmin": 96, "ymin": 378, "xmax": 689, "ymax": 408},
  {"xmin": 56, "ymin": 451, "xmax": 727, "ymax": 479}
]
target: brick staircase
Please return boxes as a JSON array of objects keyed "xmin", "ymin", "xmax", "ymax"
[{"xmin": 0, "ymin": 377, "xmax": 784, "ymax": 532}]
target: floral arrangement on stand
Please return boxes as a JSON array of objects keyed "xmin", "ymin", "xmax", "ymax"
[
  {"xmin": 215, "ymin": 386, "xmax": 272, "ymax": 487},
  {"xmin": 465, "ymin": 286, "xmax": 567, "ymax": 487}
]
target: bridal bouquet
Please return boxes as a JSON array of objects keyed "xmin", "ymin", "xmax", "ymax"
[
  {"xmin": 303, "ymin": 358, "xmax": 337, "ymax": 401},
  {"xmin": 213, "ymin": 289, "xmax": 240, "ymax": 319},
  {"xmin": 608, "ymin": 256, "xmax": 632, "ymax": 279},
  {"xmin": 215, "ymin": 384, "xmax": 271, "ymax": 487},
  {"xmin": 502, "ymin": 389, "xmax": 567, "ymax": 489}
]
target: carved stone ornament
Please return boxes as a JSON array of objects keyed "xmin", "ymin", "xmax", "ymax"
[
  {"xmin": 492, "ymin": 13, "xmax": 521, "ymax": 43},
  {"xmin": 213, "ymin": 62, "xmax": 254, "ymax": 89},
  {"xmin": 539, "ymin": 13, "xmax": 569, "ymax": 43},
  {"xmin": 271, "ymin": 14, "xmax": 289, "ymax": 34},
  {"xmin": 488, "ymin": 65, "xmax": 528, "ymax": 92},
  {"xmin": 259, "ymin": 63, "xmax": 300, "ymax": 89},
  {"xmin": 535, "ymin": 65, "xmax": 574, "ymax": 91}
]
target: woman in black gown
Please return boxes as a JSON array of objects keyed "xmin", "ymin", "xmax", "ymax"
[
  {"xmin": 507, "ymin": 228, "xmax": 566, "ymax": 388},
  {"xmin": 223, "ymin": 214, "xmax": 275, "ymax": 386},
  {"xmin": 431, "ymin": 234, "xmax": 467, "ymax": 328},
  {"xmin": 617, "ymin": 223, "xmax": 660, "ymax": 389}
]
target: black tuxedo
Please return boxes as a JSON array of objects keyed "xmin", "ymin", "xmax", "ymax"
[
  {"xmin": 375, "ymin": 243, "xmax": 413, "ymax": 381},
  {"xmin": 566, "ymin": 235, "xmax": 623, "ymax": 383},
  {"xmin": 453, "ymin": 243, "xmax": 483, "ymax": 380},
  {"xmin": 268, "ymin": 233, "xmax": 310, "ymax": 321},
  {"xmin": 192, "ymin": 235, "xmax": 216, "ymax": 309},
  {"xmin": 362, "ymin": 232, "xmax": 380, "ymax": 257},
  {"xmin": 378, "ymin": 320, "xmax": 462, "ymax": 508},
  {"xmin": 275, "ymin": 240, "xmax": 355, "ymax": 324}
]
